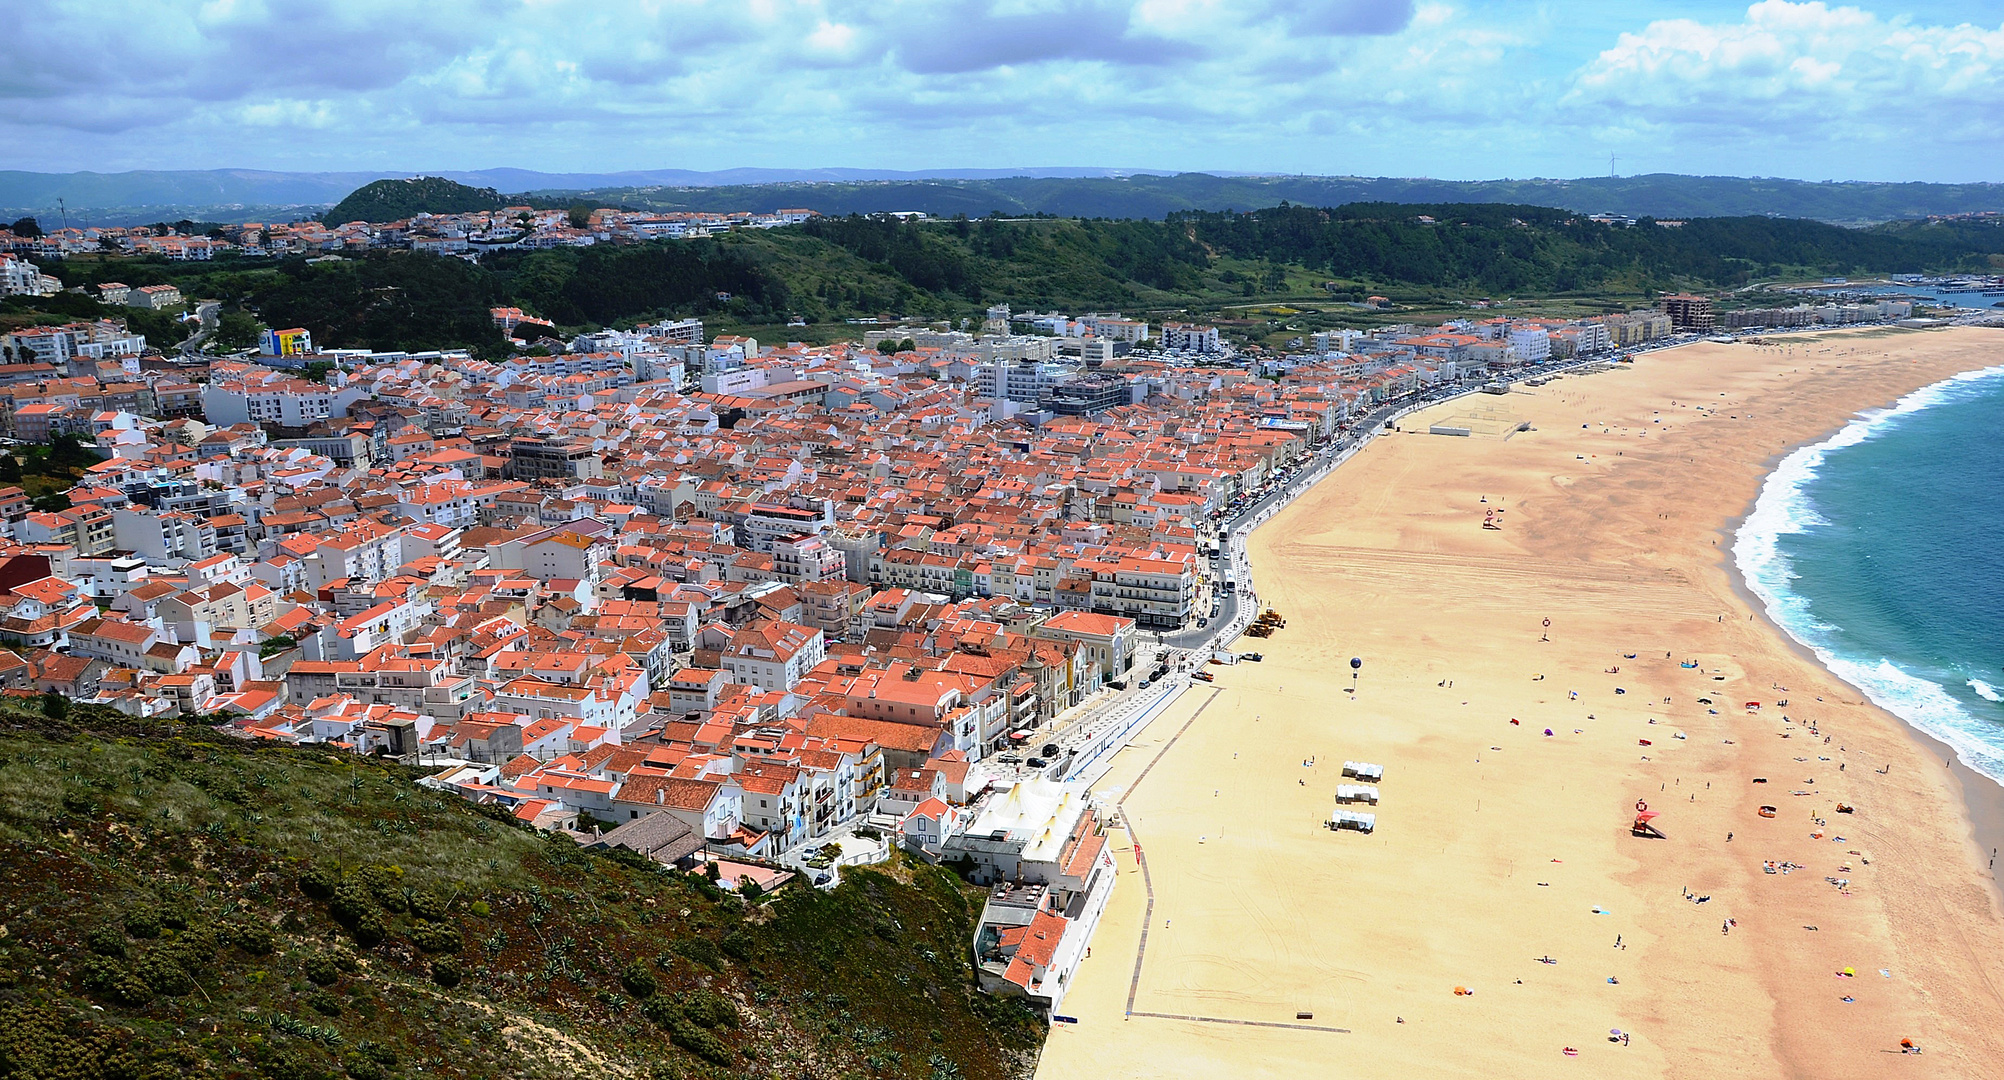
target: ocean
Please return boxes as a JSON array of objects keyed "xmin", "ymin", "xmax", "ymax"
[{"xmin": 1736, "ymin": 362, "xmax": 2004, "ymax": 783}]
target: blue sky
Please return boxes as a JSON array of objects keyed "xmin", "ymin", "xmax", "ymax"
[{"xmin": 5, "ymin": 0, "xmax": 2001, "ymax": 181}]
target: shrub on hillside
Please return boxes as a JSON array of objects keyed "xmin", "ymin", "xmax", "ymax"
[
  {"xmin": 618, "ymin": 959, "xmax": 657, "ymax": 999},
  {"xmin": 409, "ymin": 920, "xmax": 462, "ymax": 954},
  {"xmin": 407, "ymin": 888, "xmax": 450, "ymax": 922},
  {"xmin": 298, "ymin": 863, "xmax": 339, "ymax": 900},
  {"xmin": 360, "ymin": 865, "xmax": 406, "ymax": 912},
  {"xmin": 328, "ymin": 879, "xmax": 376, "ymax": 929},
  {"xmin": 302, "ymin": 953, "xmax": 340, "ymax": 987},
  {"xmin": 84, "ymin": 924, "xmax": 126, "ymax": 957},
  {"xmin": 720, "ymin": 928, "xmax": 758, "ymax": 962},
  {"xmin": 672, "ymin": 936, "xmax": 722, "ymax": 970},
  {"xmin": 666, "ymin": 1015, "xmax": 734, "ymax": 1067},
  {"xmin": 349, "ymin": 908, "xmax": 388, "ymax": 948},
  {"xmin": 225, "ymin": 920, "xmax": 276, "ymax": 956},
  {"xmin": 122, "ymin": 906, "xmax": 162, "ymax": 939},
  {"xmin": 79, "ymin": 956, "xmax": 153, "ymax": 1006},
  {"xmin": 684, "ymin": 989, "xmax": 739, "ymax": 1030},
  {"xmin": 133, "ymin": 950, "xmax": 194, "ymax": 996}
]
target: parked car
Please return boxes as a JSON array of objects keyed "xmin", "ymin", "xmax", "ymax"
[
  {"xmin": 1027, "ymin": 758, "xmax": 1047, "ymax": 769},
  {"xmin": 1192, "ymin": 671, "xmax": 1215, "ymax": 682},
  {"xmin": 1042, "ymin": 743, "xmax": 1060, "ymax": 758},
  {"xmin": 1240, "ymin": 652, "xmax": 1264, "ymax": 662},
  {"xmin": 1108, "ymin": 679, "xmax": 1128, "ymax": 690}
]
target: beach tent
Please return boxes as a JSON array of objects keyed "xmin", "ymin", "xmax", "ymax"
[
  {"xmin": 1330, "ymin": 810, "xmax": 1377, "ymax": 833},
  {"xmin": 1337, "ymin": 784, "xmax": 1381, "ymax": 805}
]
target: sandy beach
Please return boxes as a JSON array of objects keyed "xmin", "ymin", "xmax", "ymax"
[{"xmin": 1034, "ymin": 325, "xmax": 2004, "ymax": 1078}]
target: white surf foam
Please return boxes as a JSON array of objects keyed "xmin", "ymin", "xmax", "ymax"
[
  {"xmin": 1972, "ymin": 680, "xmax": 2004, "ymax": 704},
  {"xmin": 1734, "ymin": 363, "xmax": 2004, "ymax": 784}
]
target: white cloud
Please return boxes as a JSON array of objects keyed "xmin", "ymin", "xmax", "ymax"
[
  {"xmin": 0, "ymin": 0, "xmax": 1999, "ymax": 181},
  {"xmin": 1566, "ymin": 1, "xmax": 2004, "ymax": 140}
]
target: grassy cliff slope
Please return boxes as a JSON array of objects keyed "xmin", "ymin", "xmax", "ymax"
[{"xmin": 0, "ymin": 705, "xmax": 1041, "ymax": 1080}]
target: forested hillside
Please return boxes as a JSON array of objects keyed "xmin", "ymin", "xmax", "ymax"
[
  {"xmin": 322, "ymin": 179, "xmax": 509, "ymax": 225},
  {"xmin": 1171, "ymin": 203, "xmax": 2004, "ymax": 294},
  {"xmin": 23, "ymin": 203, "xmax": 2004, "ymax": 357}
]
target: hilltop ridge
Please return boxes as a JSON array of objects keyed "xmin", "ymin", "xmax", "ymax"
[
  {"xmin": 322, "ymin": 178, "xmax": 510, "ymax": 225},
  {"xmin": 8, "ymin": 169, "xmax": 2004, "ymax": 227}
]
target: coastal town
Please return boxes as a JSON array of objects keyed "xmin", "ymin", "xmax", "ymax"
[
  {"xmin": 0, "ymin": 201, "xmax": 1965, "ymax": 1023},
  {"xmin": 13, "ymin": 0, "xmax": 2004, "ymax": 1072}
]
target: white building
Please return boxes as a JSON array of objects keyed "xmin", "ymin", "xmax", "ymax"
[
  {"xmin": 974, "ymin": 360, "xmax": 1071, "ymax": 406},
  {"xmin": 0, "ymin": 254, "xmax": 61, "ymax": 297},
  {"xmin": 201, "ymin": 378, "xmax": 367, "ymax": 428},
  {"xmin": 720, "ymin": 619, "xmax": 826, "ymax": 693},
  {"xmin": 1159, "ymin": 322, "xmax": 1222, "ymax": 354},
  {"xmin": 1508, "ymin": 325, "xmax": 1552, "ymax": 363},
  {"xmin": 954, "ymin": 779, "xmax": 1119, "ymax": 1018}
]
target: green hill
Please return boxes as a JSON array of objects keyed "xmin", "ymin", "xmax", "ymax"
[
  {"xmin": 22, "ymin": 201, "xmax": 2004, "ymax": 358},
  {"xmin": 323, "ymin": 178, "xmax": 510, "ymax": 225},
  {"xmin": 548, "ymin": 173, "xmax": 2004, "ymax": 226},
  {"xmin": 0, "ymin": 704, "xmax": 1042, "ymax": 1080}
]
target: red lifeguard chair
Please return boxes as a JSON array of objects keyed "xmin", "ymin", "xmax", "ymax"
[{"xmin": 1631, "ymin": 799, "xmax": 1666, "ymax": 839}]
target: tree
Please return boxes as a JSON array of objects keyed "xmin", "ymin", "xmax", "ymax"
[
  {"xmin": 568, "ymin": 203, "xmax": 593, "ymax": 229},
  {"xmin": 39, "ymin": 692, "xmax": 67, "ymax": 720},
  {"xmin": 9, "ymin": 217, "xmax": 41, "ymax": 238},
  {"xmin": 213, "ymin": 311, "xmax": 261, "ymax": 351},
  {"xmin": 0, "ymin": 456, "xmax": 19, "ymax": 483}
]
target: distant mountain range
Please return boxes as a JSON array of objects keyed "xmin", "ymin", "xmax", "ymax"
[
  {"xmin": 5, "ymin": 167, "xmax": 2002, "ymax": 226},
  {"xmin": 0, "ymin": 167, "xmax": 1168, "ymax": 224}
]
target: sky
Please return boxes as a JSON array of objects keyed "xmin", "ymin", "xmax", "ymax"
[{"xmin": 5, "ymin": 0, "xmax": 2002, "ymax": 182}]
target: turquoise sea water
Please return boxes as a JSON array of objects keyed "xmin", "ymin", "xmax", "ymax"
[{"xmin": 1736, "ymin": 363, "xmax": 2004, "ymax": 783}]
